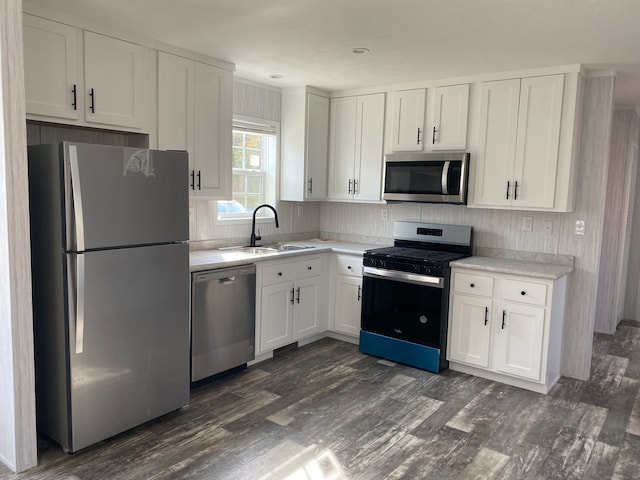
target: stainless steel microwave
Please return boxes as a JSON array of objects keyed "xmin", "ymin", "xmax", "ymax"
[{"xmin": 382, "ymin": 152, "xmax": 470, "ymax": 204}]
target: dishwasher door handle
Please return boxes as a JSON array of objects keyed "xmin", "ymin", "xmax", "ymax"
[{"xmin": 219, "ymin": 276, "xmax": 236, "ymax": 285}]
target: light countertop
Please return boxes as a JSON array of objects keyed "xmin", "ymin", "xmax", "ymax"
[
  {"xmin": 189, "ymin": 239, "xmax": 385, "ymax": 272},
  {"xmin": 450, "ymin": 256, "xmax": 573, "ymax": 280}
]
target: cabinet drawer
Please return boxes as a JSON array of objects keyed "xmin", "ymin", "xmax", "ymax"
[
  {"xmin": 335, "ymin": 254, "xmax": 362, "ymax": 277},
  {"xmin": 261, "ymin": 262, "xmax": 295, "ymax": 286},
  {"xmin": 502, "ymin": 279, "xmax": 547, "ymax": 306},
  {"xmin": 295, "ymin": 256, "xmax": 323, "ymax": 279},
  {"xmin": 454, "ymin": 272, "xmax": 494, "ymax": 297}
]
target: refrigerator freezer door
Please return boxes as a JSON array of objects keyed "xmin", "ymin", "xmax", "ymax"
[
  {"xmin": 65, "ymin": 143, "xmax": 188, "ymax": 251},
  {"xmin": 66, "ymin": 243, "xmax": 189, "ymax": 452}
]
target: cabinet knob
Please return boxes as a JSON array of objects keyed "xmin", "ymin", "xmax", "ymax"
[
  {"xmin": 521, "ymin": 291, "xmax": 526, "ymax": 296},
  {"xmin": 278, "ymin": 272, "xmax": 283, "ymax": 276},
  {"xmin": 470, "ymin": 283, "xmax": 475, "ymax": 288},
  {"xmin": 347, "ymin": 266, "xmax": 352, "ymax": 270},
  {"xmin": 307, "ymin": 266, "xmax": 312, "ymax": 270}
]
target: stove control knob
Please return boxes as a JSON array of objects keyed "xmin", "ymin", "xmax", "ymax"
[{"xmin": 413, "ymin": 265, "xmax": 421, "ymax": 273}]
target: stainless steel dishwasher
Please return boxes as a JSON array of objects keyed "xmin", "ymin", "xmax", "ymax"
[{"xmin": 191, "ymin": 264, "xmax": 256, "ymax": 382}]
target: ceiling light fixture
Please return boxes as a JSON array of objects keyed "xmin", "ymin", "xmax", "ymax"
[
  {"xmin": 352, "ymin": 47, "xmax": 370, "ymax": 55},
  {"xmin": 270, "ymin": 74, "xmax": 284, "ymax": 79}
]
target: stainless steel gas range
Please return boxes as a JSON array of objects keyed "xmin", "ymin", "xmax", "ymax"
[{"xmin": 359, "ymin": 221, "xmax": 473, "ymax": 373}]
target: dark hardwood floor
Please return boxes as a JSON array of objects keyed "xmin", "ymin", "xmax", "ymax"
[{"xmin": 3, "ymin": 321, "xmax": 640, "ymax": 479}]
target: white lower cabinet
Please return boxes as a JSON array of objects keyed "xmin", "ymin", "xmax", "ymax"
[
  {"xmin": 256, "ymin": 255, "xmax": 327, "ymax": 353},
  {"xmin": 330, "ymin": 254, "xmax": 363, "ymax": 337},
  {"xmin": 447, "ymin": 268, "xmax": 567, "ymax": 393}
]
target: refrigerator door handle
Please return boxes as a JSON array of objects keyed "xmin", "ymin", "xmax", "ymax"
[
  {"xmin": 70, "ymin": 255, "xmax": 86, "ymax": 354},
  {"xmin": 68, "ymin": 145, "xmax": 86, "ymax": 252}
]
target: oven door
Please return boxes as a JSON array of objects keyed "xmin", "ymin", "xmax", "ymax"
[{"xmin": 361, "ymin": 266, "xmax": 448, "ymax": 349}]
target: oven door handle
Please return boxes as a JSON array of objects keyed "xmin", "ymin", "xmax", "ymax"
[{"xmin": 363, "ymin": 266, "xmax": 444, "ymax": 288}]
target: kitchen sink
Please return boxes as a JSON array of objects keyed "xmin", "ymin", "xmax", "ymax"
[
  {"xmin": 268, "ymin": 243, "xmax": 315, "ymax": 251},
  {"xmin": 232, "ymin": 246, "xmax": 278, "ymax": 254}
]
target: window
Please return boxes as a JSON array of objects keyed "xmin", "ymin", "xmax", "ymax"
[{"xmin": 217, "ymin": 118, "xmax": 277, "ymax": 221}]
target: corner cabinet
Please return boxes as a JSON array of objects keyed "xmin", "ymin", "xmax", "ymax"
[
  {"xmin": 280, "ymin": 89, "xmax": 330, "ymax": 201},
  {"xmin": 256, "ymin": 255, "xmax": 328, "ymax": 354},
  {"xmin": 327, "ymin": 93, "xmax": 385, "ymax": 202},
  {"xmin": 447, "ymin": 267, "xmax": 568, "ymax": 394},
  {"xmin": 330, "ymin": 254, "xmax": 363, "ymax": 337},
  {"xmin": 157, "ymin": 51, "xmax": 232, "ymax": 199},
  {"xmin": 470, "ymin": 73, "xmax": 582, "ymax": 211},
  {"xmin": 24, "ymin": 14, "xmax": 149, "ymax": 132}
]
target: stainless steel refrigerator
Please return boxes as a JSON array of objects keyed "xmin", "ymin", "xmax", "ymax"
[{"xmin": 28, "ymin": 142, "xmax": 190, "ymax": 453}]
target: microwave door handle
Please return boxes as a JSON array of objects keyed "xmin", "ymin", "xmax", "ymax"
[{"xmin": 441, "ymin": 161, "xmax": 450, "ymax": 195}]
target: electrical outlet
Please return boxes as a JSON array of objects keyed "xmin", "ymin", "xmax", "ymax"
[
  {"xmin": 575, "ymin": 220, "xmax": 586, "ymax": 235},
  {"xmin": 543, "ymin": 221, "xmax": 553, "ymax": 235},
  {"xmin": 522, "ymin": 216, "xmax": 533, "ymax": 231},
  {"xmin": 380, "ymin": 208, "xmax": 389, "ymax": 221}
]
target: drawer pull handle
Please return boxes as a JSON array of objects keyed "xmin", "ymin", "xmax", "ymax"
[
  {"xmin": 484, "ymin": 306, "xmax": 488, "ymax": 325},
  {"xmin": 521, "ymin": 291, "xmax": 526, "ymax": 296},
  {"xmin": 470, "ymin": 283, "xmax": 475, "ymax": 288}
]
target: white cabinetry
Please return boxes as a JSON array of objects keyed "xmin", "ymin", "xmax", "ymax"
[
  {"xmin": 157, "ymin": 52, "xmax": 232, "ymax": 198},
  {"xmin": 391, "ymin": 89, "xmax": 426, "ymax": 151},
  {"xmin": 83, "ymin": 31, "xmax": 147, "ymax": 129},
  {"xmin": 448, "ymin": 267, "xmax": 568, "ymax": 393},
  {"xmin": 23, "ymin": 15, "xmax": 148, "ymax": 132},
  {"xmin": 431, "ymin": 84, "xmax": 469, "ymax": 151},
  {"xmin": 281, "ymin": 89, "xmax": 330, "ymax": 201},
  {"xmin": 330, "ymin": 254, "xmax": 363, "ymax": 337},
  {"xmin": 23, "ymin": 14, "xmax": 80, "ymax": 121},
  {"xmin": 471, "ymin": 74, "xmax": 580, "ymax": 211},
  {"xmin": 328, "ymin": 93, "xmax": 385, "ymax": 202},
  {"xmin": 256, "ymin": 255, "xmax": 327, "ymax": 353}
]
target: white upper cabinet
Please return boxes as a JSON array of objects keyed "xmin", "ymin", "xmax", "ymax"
[
  {"xmin": 471, "ymin": 74, "xmax": 578, "ymax": 211},
  {"xmin": 280, "ymin": 89, "xmax": 330, "ymax": 201},
  {"xmin": 431, "ymin": 84, "xmax": 469, "ymax": 151},
  {"xmin": 23, "ymin": 15, "xmax": 149, "ymax": 132},
  {"xmin": 391, "ymin": 88, "xmax": 426, "ymax": 151},
  {"xmin": 328, "ymin": 93, "xmax": 385, "ymax": 202},
  {"xmin": 83, "ymin": 31, "xmax": 147, "ymax": 129},
  {"xmin": 23, "ymin": 14, "xmax": 80, "ymax": 120},
  {"xmin": 157, "ymin": 52, "xmax": 232, "ymax": 198}
]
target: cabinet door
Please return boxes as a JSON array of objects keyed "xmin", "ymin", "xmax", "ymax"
[
  {"xmin": 83, "ymin": 31, "xmax": 146, "ymax": 129},
  {"xmin": 333, "ymin": 276, "xmax": 362, "ymax": 336},
  {"xmin": 305, "ymin": 94, "xmax": 330, "ymax": 200},
  {"xmin": 432, "ymin": 84, "xmax": 469, "ymax": 151},
  {"xmin": 513, "ymin": 75, "xmax": 564, "ymax": 209},
  {"xmin": 327, "ymin": 96, "xmax": 357, "ymax": 200},
  {"xmin": 260, "ymin": 282, "xmax": 294, "ymax": 352},
  {"xmin": 294, "ymin": 276, "xmax": 322, "ymax": 338},
  {"xmin": 494, "ymin": 303, "xmax": 545, "ymax": 380},
  {"xmin": 157, "ymin": 52, "xmax": 195, "ymax": 182},
  {"xmin": 448, "ymin": 294, "xmax": 492, "ymax": 368},
  {"xmin": 23, "ymin": 15, "xmax": 80, "ymax": 120},
  {"xmin": 472, "ymin": 79, "xmax": 521, "ymax": 207},
  {"xmin": 355, "ymin": 93, "xmax": 385, "ymax": 201},
  {"xmin": 193, "ymin": 62, "xmax": 232, "ymax": 198},
  {"xmin": 391, "ymin": 89, "xmax": 425, "ymax": 151}
]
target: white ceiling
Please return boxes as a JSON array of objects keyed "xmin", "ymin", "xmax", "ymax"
[{"xmin": 25, "ymin": 0, "xmax": 640, "ymax": 104}]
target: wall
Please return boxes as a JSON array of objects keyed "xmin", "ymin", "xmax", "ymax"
[
  {"xmin": 320, "ymin": 76, "xmax": 615, "ymax": 381},
  {"xmin": 0, "ymin": 0, "xmax": 38, "ymax": 472},
  {"xmin": 624, "ymin": 111, "xmax": 640, "ymax": 320},
  {"xmin": 595, "ymin": 108, "xmax": 640, "ymax": 333},
  {"xmin": 189, "ymin": 80, "xmax": 322, "ymax": 250}
]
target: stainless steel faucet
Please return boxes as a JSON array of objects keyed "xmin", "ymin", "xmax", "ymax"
[{"xmin": 250, "ymin": 204, "xmax": 279, "ymax": 246}]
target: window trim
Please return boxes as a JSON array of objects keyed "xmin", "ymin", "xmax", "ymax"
[{"xmin": 213, "ymin": 115, "xmax": 280, "ymax": 226}]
